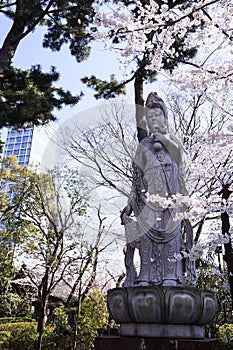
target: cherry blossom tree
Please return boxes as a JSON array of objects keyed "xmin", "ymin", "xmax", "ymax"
[
  {"xmin": 84, "ymin": 0, "xmax": 233, "ymax": 140},
  {"xmin": 59, "ymin": 0, "xmax": 233, "ymax": 306},
  {"xmin": 60, "ymin": 95, "xmax": 233, "ymax": 302},
  {"xmin": 166, "ymin": 91, "xmax": 233, "ymax": 302}
]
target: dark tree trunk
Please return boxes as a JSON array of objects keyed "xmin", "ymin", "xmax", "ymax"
[
  {"xmin": 134, "ymin": 71, "xmax": 147, "ymax": 142},
  {"xmin": 0, "ymin": 0, "xmax": 54, "ymax": 68},
  {"xmin": 220, "ymin": 184, "xmax": 233, "ymax": 307},
  {"xmin": 194, "ymin": 218, "xmax": 205, "ymax": 244},
  {"xmin": 37, "ymin": 266, "xmax": 50, "ymax": 350},
  {"xmin": 0, "ymin": 0, "xmax": 26, "ymax": 68}
]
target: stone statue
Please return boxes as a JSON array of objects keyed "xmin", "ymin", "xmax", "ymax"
[
  {"xmin": 121, "ymin": 92, "xmax": 196, "ymax": 287},
  {"xmin": 104, "ymin": 93, "xmax": 216, "ymax": 343}
]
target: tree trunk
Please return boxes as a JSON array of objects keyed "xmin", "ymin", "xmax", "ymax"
[
  {"xmin": 220, "ymin": 184, "xmax": 233, "ymax": 307},
  {"xmin": 37, "ymin": 266, "xmax": 50, "ymax": 350},
  {"xmin": 73, "ymin": 285, "xmax": 82, "ymax": 350},
  {"xmin": 0, "ymin": 0, "xmax": 26, "ymax": 68},
  {"xmin": 194, "ymin": 218, "xmax": 205, "ymax": 244},
  {"xmin": 134, "ymin": 71, "xmax": 147, "ymax": 142}
]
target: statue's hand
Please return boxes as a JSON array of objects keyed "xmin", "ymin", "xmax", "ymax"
[
  {"xmin": 154, "ymin": 132, "xmax": 180, "ymax": 160},
  {"xmin": 154, "ymin": 132, "xmax": 169, "ymax": 145}
]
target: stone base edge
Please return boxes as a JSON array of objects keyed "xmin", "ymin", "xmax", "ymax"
[
  {"xmin": 120, "ymin": 323, "xmax": 205, "ymax": 339},
  {"xmin": 94, "ymin": 336, "xmax": 218, "ymax": 350}
]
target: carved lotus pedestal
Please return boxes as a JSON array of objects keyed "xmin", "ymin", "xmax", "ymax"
[{"xmin": 107, "ymin": 286, "xmax": 217, "ymax": 339}]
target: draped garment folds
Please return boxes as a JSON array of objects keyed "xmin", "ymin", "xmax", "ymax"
[
  {"xmin": 125, "ymin": 133, "xmax": 191, "ymax": 286},
  {"xmin": 129, "ymin": 134, "xmax": 188, "ymax": 243}
]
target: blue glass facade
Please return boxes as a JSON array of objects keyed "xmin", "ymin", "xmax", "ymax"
[{"xmin": 3, "ymin": 127, "xmax": 34, "ymax": 166}]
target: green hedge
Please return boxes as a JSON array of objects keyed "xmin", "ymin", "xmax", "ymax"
[
  {"xmin": 0, "ymin": 317, "xmax": 33, "ymax": 324},
  {"xmin": 0, "ymin": 321, "xmax": 37, "ymax": 350},
  {"xmin": 2, "ymin": 318, "xmax": 233, "ymax": 350},
  {"xmin": 0, "ymin": 321, "xmax": 66, "ymax": 350},
  {"xmin": 218, "ymin": 323, "xmax": 233, "ymax": 343}
]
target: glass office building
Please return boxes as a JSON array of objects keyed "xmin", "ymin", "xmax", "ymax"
[
  {"xmin": 2, "ymin": 127, "xmax": 34, "ymax": 166},
  {"xmin": 1, "ymin": 123, "xmax": 57, "ymax": 170}
]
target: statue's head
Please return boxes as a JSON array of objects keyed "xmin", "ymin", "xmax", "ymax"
[{"xmin": 145, "ymin": 92, "xmax": 168, "ymax": 134}]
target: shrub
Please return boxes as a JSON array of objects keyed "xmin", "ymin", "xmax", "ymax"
[
  {"xmin": 0, "ymin": 330, "xmax": 11, "ymax": 349},
  {"xmin": 0, "ymin": 321, "xmax": 37, "ymax": 350},
  {"xmin": 9, "ymin": 323, "xmax": 37, "ymax": 350},
  {"xmin": 0, "ymin": 317, "xmax": 33, "ymax": 324},
  {"xmin": 78, "ymin": 288, "xmax": 109, "ymax": 350},
  {"xmin": 217, "ymin": 323, "xmax": 233, "ymax": 343},
  {"xmin": 45, "ymin": 288, "xmax": 109, "ymax": 350},
  {"xmin": 44, "ymin": 310, "xmax": 73, "ymax": 350},
  {"xmin": 0, "ymin": 293, "xmax": 22, "ymax": 318}
]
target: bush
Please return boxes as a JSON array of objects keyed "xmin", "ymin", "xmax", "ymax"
[
  {"xmin": 0, "ymin": 321, "xmax": 37, "ymax": 350},
  {"xmin": 0, "ymin": 317, "xmax": 33, "ymax": 324},
  {"xmin": 0, "ymin": 289, "xmax": 109, "ymax": 349},
  {"xmin": 0, "ymin": 293, "xmax": 22, "ymax": 318},
  {"xmin": 217, "ymin": 323, "xmax": 233, "ymax": 343},
  {"xmin": 45, "ymin": 310, "xmax": 73, "ymax": 350},
  {"xmin": 46, "ymin": 288, "xmax": 109, "ymax": 350},
  {"xmin": 9, "ymin": 323, "xmax": 37, "ymax": 350},
  {"xmin": 78, "ymin": 288, "xmax": 109, "ymax": 350},
  {"xmin": 0, "ymin": 330, "xmax": 11, "ymax": 349}
]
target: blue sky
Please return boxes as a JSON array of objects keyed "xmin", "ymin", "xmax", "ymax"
[
  {"xmin": 0, "ymin": 14, "xmax": 136, "ymax": 125},
  {"xmin": 0, "ymin": 10, "xmax": 165, "ymax": 138}
]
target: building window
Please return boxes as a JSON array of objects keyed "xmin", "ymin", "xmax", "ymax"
[
  {"xmin": 9, "ymin": 131, "xmax": 16, "ymax": 136},
  {"xmin": 20, "ymin": 149, "xmax": 26, "ymax": 155},
  {"xmin": 14, "ymin": 143, "xmax": 20, "ymax": 150},
  {"xmin": 3, "ymin": 127, "xmax": 34, "ymax": 166},
  {"xmin": 24, "ymin": 129, "xmax": 33, "ymax": 136}
]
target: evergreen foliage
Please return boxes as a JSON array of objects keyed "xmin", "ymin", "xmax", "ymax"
[
  {"xmin": 0, "ymin": 0, "xmax": 97, "ymax": 128},
  {"xmin": 0, "ymin": 65, "xmax": 80, "ymax": 128}
]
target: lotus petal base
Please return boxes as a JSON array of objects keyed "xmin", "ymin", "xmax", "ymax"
[{"xmin": 107, "ymin": 286, "xmax": 217, "ymax": 339}]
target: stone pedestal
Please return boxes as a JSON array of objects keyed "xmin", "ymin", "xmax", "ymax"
[
  {"xmin": 107, "ymin": 286, "xmax": 217, "ymax": 339},
  {"xmin": 94, "ymin": 336, "xmax": 219, "ymax": 350},
  {"xmin": 120, "ymin": 323, "xmax": 204, "ymax": 338}
]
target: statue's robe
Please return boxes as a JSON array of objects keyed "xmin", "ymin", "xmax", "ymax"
[{"xmin": 128, "ymin": 135, "xmax": 186, "ymax": 286}]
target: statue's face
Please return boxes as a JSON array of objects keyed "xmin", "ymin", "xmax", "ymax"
[{"xmin": 146, "ymin": 108, "xmax": 165, "ymax": 133}]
